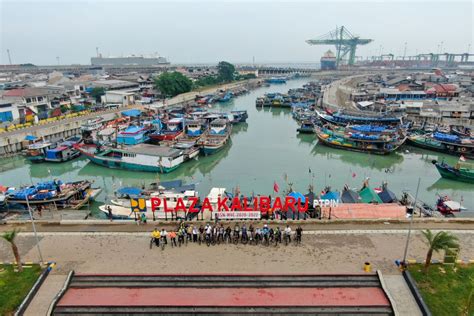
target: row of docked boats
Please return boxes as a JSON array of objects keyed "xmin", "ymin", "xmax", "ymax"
[
  {"xmin": 23, "ymin": 135, "xmax": 83, "ymax": 163},
  {"xmin": 0, "ymin": 179, "xmax": 101, "ymax": 210}
]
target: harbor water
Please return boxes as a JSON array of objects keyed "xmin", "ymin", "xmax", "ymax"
[{"xmin": 1, "ymin": 78, "xmax": 473, "ymax": 217}]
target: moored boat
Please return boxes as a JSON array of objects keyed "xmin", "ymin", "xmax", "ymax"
[
  {"xmin": 24, "ymin": 141, "xmax": 56, "ymax": 162},
  {"xmin": 76, "ymin": 143, "xmax": 185, "ymax": 173},
  {"xmin": 407, "ymin": 132, "xmax": 474, "ymax": 159},
  {"xmin": 432, "ymin": 159, "xmax": 474, "ymax": 183},
  {"xmin": 199, "ymin": 119, "xmax": 232, "ymax": 155},
  {"xmin": 297, "ymin": 120, "xmax": 315, "ymax": 134},
  {"xmin": 315, "ymin": 125, "xmax": 405, "ymax": 155},
  {"xmin": 149, "ymin": 118, "xmax": 184, "ymax": 142},
  {"xmin": 44, "ymin": 135, "xmax": 82, "ymax": 162}
]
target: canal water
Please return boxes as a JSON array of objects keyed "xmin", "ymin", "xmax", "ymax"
[{"xmin": 1, "ymin": 78, "xmax": 473, "ymax": 217}]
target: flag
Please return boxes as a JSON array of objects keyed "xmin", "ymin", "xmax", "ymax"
[
  {"xmin": 273, "ymin": 181, "xmax": 279, "ymax": 193},
  {"xmin": 309, "ymin": 167, "xmax": 312, "ymax": 173},
  {"xmin": 460, "ymin": 155, "xmax": 466, "ymax": 162},
  {"xmin": 352, "ymin": 172, "xmax": 356, "ymax": 178}
]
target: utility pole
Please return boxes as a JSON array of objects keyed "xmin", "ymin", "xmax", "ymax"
[
  {"xmin": 403, "ymin": 42, "xmax": 407, "ymax": 59},
  {"xmin": 56, "ymin": 56, "xmax": 60, "ymax": 65},
  {"xmin": 25, "ymin": 195, "xmax": 44, "ymax": 264},
  {"xmin": 402, "ymin": 177, "xmax": 421, "ymax": 266},
  {"xmin": 7, "ymin": 49, "xmax": 12, "ymax": 65}
]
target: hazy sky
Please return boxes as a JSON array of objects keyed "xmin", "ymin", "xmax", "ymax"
[{"xmin": 1, "ymin": 0, "xmax": 472, "ymax": 65}]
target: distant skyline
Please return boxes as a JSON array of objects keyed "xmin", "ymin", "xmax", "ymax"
[{"xmin": 1, "ymin": 0, "xmax": 472, "ymax": 65}]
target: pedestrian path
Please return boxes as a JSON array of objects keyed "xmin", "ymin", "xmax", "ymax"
[{"xmin": 383, "ymin": 275, "xmax": 422, "ymax": 316}]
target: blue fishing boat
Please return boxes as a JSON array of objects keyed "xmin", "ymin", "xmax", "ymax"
[
  {"xmin": 297, "ymin": 120, "xmax": 315, "ymax": 134},
  {"xmin": 199, "ymin": 119, "xmax": 232, "ymax": 155},
  {"xmin": 149, "ymin": 118, "xmax": 184, "ymax": 142},
  {"xmin": 218, "ymin": 92, "xmax": 233, "ymax": 103},
  {"xmin": 44, "ymin": 135, "xmax": 82, "ymax": 162},
  {"xmin": 116, "ymin": 125, "xmax": 151, "ymax": 145},
  {"xmin": 265, "ymin": 77, "xmax": 287, "ymax": 84},
  {"xmin": 317, "ymin": 110, "xmax": 402, "ymax": 126},
  {"xmin": 230, "ymin": 110, "xmax": 248, "ymax": 123}
]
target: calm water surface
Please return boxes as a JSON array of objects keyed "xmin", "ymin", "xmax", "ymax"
[{"xmin": 1, "ymin": 79, "xmax": 473, "ymax": 217}]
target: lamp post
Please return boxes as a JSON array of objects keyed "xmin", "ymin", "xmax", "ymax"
[
  {"xmin": 402, "ymin": 177, "xmax": 421, "ymax": 267},
  {"xmin": 25, "ymin": 195, "xmax": 44, "ymax": 264}
]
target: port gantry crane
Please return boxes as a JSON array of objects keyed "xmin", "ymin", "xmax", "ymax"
[{"xmin": 306, "ymin": 26, "xmax": 373, "ymax": 67}]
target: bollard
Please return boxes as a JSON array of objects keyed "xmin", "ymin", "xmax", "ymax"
[{"xmin": 364, "ymin": 262, "xmax": 371, "ymax": 272}]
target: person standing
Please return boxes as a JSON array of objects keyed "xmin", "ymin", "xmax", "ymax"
[
  {"xmin": 192, "ymin": 225, "xmax": 198, "ymax": 243},
  {"xmin": 296, "ymin": 225, "xmax": 303, "ymax": 245},
  {"xmin": 169, "ymin": 231, "xmax": 177, "ymax": 247},
  {"xmin": 151, "ymin": 228, "xmax": 161, "ymax": 248},
  {"xmin": 106, "ymin": 205, "xmax": 113, "ymax": 222}
]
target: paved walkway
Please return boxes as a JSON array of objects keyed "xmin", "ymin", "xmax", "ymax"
[
  {"xmin": 383, "ymin": 275, "xmax": 422, "ymax": 316},
  {"xmin": 1, "ymin": 230, "xmax": 472, "ymax": 314},
  {"xmin": 24, "ymin": 274, "xmax": 67, "ymax": 316}
]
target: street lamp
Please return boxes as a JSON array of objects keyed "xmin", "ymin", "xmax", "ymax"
[
  {"xmin": 402, "ymin": 177, "xmax": 421, "ymax": 267},
  {"xmin": 25, "ymin": 195, "xmax": 44, "ymax": 264}
]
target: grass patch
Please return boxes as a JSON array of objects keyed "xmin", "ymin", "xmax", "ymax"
[
  {"xmin": 0, "ymin": 264, "xmax": 43, "ymax": 315},
  {"xmin": 408, "ymin": 264, "xmax": 474, "ymax": 316}
]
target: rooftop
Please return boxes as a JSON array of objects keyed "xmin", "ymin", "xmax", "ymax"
[{"xmin": 125, "ymin": 144, "xmax": 183, "ymax": 158}]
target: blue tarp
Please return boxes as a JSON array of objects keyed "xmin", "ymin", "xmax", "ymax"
[
  {"xmin": 320, "ymin": 191, "xmax": 340, "ymax": 201},
  {"xmin": 117, "ymin": 187, "xmax": 143, "ymax": 196},
  {"xmin": 433, "ymin": 132, "xmax": 459, "ymax": 143},
  {"xmin": 25, "ymin": 135, "xmax": 38, "ymax": 141},
  {"xmin": 351, "ymin": 125, "xmax": 390, "ymax": 133},
  {"xmin": 121, "ymin": 109, "xmax": 142, "ymax": 117},
  {"xmin": 288, "ymin": 192, "xmax": 306, "ymax": 203}
]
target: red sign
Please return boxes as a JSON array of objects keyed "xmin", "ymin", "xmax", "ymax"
[{"xmin": 150, "ymin": 196, "xmax": 308, "ymax": 213}]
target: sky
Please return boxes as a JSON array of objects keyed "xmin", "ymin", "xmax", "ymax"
[{"xmin": 0, "ymin": 0, "xmax": 473, "ymax": 65}]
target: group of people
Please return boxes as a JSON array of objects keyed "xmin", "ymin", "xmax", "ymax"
[{"xmin": 150, "ymin": 222, "xmax": 303, "ymax": 249}]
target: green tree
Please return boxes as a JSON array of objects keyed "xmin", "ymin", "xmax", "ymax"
[
  {"xmin": 90, "ymin": 87, "xmax": 106, "ymax": 102},
  {"xmin": 154, "ymin": 72, "xmax": 193, "ymax": 97},
  {"xmin": 217, "ymin": 61, "xmax": 236, "ymax": 82},
  {"xmin": 1, "ymin": 230, "xmax": 22, "ymax": 272},
  {"xmin": 421, "ymin": 229, "xmax": 459, "ymax": 273}
]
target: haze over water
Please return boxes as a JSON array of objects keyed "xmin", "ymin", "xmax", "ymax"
[{"xmin": 1, "ymin": 78, "xmax": 473, "ymax": 217}]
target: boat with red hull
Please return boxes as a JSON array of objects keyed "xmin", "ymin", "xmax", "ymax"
[{"xmin": 149, "ymin": 118, "xmax": 184, "ymax": 143}]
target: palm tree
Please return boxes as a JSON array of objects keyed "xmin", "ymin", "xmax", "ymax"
[
  {"xmin": 1, "ymin": 229, "xmax": 23, "ymax": 272},
  {"xmin": 421, "ymin": 229, "xmax": 459, "ymax": 272}
]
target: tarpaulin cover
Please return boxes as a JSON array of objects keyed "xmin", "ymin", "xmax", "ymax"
[
  {"xmin": 117, "ymin": 187, "xmax": 143, "ymax": 196},
  {"xmin": 378, "ymin": 189, "xmax": 397, "ymax": 203},
  {"xmin": 320, "ymin": 191, "xmax": 340, "ymax": 201},
  {"xmin": 341, "ymin": 189, "xmax": 361, "ymax": 203},
  {"xmin": 121, "ymin": 109, "xmax": 142, "ymax": 117},
  {"xmin": 12, "ymin": 187, "xmax": 37, "ymax": 199},
  {"xmin": 359, "ymin": 187, "xmax": 383, "ymax": 204},
  {"xmin": 24, "ymin": 135, "xmax": 38, "ymax": 141},
  {"xmin": 36, "ymin": 181, "xmax": 61, "ymax": 191},
  {"xmin": 288, "ymin": 192, "xmax": 306, "ymax": 203},
  {"xmin": 433, "ymin": 132, "xmax": 459, "ymax": 143},
  {"xmin": 351, "ymin": 125, "xmax": 390, "ymax": 133}
]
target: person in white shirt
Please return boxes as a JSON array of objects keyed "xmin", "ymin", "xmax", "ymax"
[
  {"xmin": 161, "ymin": 229, "xmax": 168, "ymax": 244},
  {"xmin": 284, "ymin": 225, "xmax": 292, "ymax": 243}
]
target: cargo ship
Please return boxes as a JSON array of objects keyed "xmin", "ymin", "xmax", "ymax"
[{"xmin": 320, "ymin": 50, "xmax": 337, "ymax": 70}]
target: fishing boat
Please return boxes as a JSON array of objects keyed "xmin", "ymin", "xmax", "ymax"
[
  {"xmin": 44, "ymin": 135, "xmax": 82, "ymax": 162},
  {"xmin": 317, "ymin": 110, "xmax": 402, "ymax": 126},
  {"xmin": 297, "ymin": 120, "xmax": 315, "ymax": 134},
  {"xmin": 315, "ymin": 125, "xmax": 406, "ymax": 155},
  {"xmin": 149, "ymin": 118, "xmax": 184, "ymax": 142},
  {"xmin": 265, "ymin": 77, "xmax": 287, "ymax": 84},
  {"xmin": 24, "ymin": 141, "xmax": 56, "ymax": 162},
  {"xmin": 81, "ymin": 117, "xmax": 104, "ymax": 134},
  {"xmin": 6, "ymin": 180, "xmax": 99, "ymax": 209},
  {"xmin": 451, "ymin": 126, "xmax": 472, "ymax": 138},
  {"xmin": 116, "ymin": 125, "xmax": 151, "ymax": 145},
  {"xmin": 199, "ymin": 119, "xmax": 232, "ymax": 155},
  {"xmin": 340, "ymin": 185, "xmax": 361, "ymax": 203},
  {"xmin": 230, "ymin": 110, "xmax": 248, "ymax": 123},
  {"xmin": 183, "ymin": 120, "xmax": 206, "ymax": 138},
  {"xmin": 407, "ymin": 132, "xmax": 474, "ymax": 159},
  {"xmin": 432, "ymin": 159, "xmax": 474, "ymax": 183},
  {"xmin": 101, "ymin": 187, "xmax": 200, "ymax": 220},
  {"xmin": 436, "ymin": 196, "xmax": 465, "ymax": 217},
  {"xmin": 76, "ymin": 143, "xmax": 186, "ymax": 173},
  {"xmin": 217, "ymin": 92, "xmax": 233, "ymax": 103}
]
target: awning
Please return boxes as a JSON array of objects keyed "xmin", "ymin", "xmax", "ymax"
[
  {"xmin": 116, "ymin": 187, "xmax": 143, "ymax": 196},
  {"xmin": 288, "ymin": 191, "xmax": 306, "ymax": 203}
]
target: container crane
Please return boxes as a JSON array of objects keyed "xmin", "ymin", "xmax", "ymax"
[{"xmin": 306, "ymin": 26, "xmax": 373, "ymax": 67}]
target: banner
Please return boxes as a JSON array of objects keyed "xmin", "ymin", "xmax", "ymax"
[{"xmin": 215, "ymin": 211, "xmax": 261, "ymax": 220}]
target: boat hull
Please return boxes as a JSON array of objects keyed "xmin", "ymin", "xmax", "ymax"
[
  {"xmin": 407, "ymin": 136, "xmax": 474, "ymax": 159},
  {"xmin": 84, "ymin": 154, "xmax": 180, "ymax": 173},
  {"xmin": 149, "ymin": 131, "xmax": 183, "ymax": 142},
  {"xmin": 434, "ymin": 163, "xmax": 474, "ymax": 183},
  {"xmin": 44, "ymin": 150, "xmax": 81, "ymax": 162}
]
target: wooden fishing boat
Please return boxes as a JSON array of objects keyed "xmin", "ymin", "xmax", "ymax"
[
  {"xmin": 44, "ymin": 135, "xmax": 82, "ymax": 162},
  {"xmin": 76, "ymin": 143, "xmax": 185, "ymax": 173},
  {"xmin": 315, "ymin": 125, "xmax": 405, "ymax": 155},
  {"xmin": 198, "ymin": 119, "xmax": 232, "ymax": 155},
  {"xmin": 316, "ymin": 110, "xmax": 402, "ymax": 126},
  {"xmin": 297, "ymin": 120, "xmax": 315, "ymax": 134},
  {"xmin": 432, "ymin": 159, "xmax": 474, "ymax": 183},
  {"xmin": 149, "ymin": 118, "xmax": 184, "ymax": 142},
  {"xmin": 24, "ymin": 141, "xmax": 56, "ymax": 162},
  {"xmin": 407, "ymin": 132, "xmax": 474, "ymax": 159}
]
